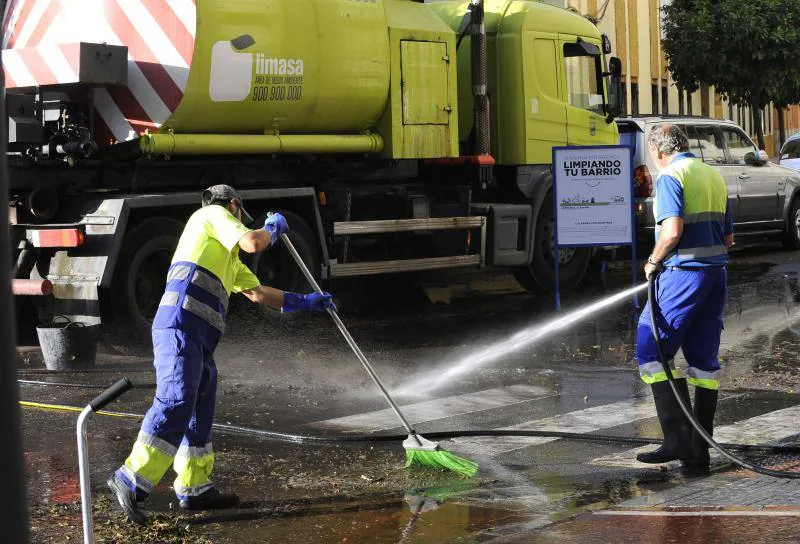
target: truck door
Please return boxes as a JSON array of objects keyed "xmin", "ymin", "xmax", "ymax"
[
  {"xmin": 525, "ymin": 32, "xmax": 567, "ymax": 163},
  {"xmin": 559, "ymin": 36, "xmax": 616, "ymax": 147}
]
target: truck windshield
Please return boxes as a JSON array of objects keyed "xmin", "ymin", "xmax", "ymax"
[{"xmin": 563, "ymin": 43, "xmax": 605, "ymax": 115}]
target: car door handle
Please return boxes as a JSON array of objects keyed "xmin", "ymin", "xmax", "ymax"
[{"xmin": 739, "ymin": 173, "xmax": 750, "ymax": 180}]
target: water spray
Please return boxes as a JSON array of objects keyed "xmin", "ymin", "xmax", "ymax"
[{"xmin": 397, "ymin": 283, "xmax": 648, "ymax": 396}]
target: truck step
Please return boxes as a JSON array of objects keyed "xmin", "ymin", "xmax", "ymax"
[
  {"xmin": 331, "ymin": 216, "xmax": 486, "ymax": 277},
  {"xmin": 330, "ymin": 255, "xmax": 482, "ymax": 278},
  {"xmin": 333, "ymin": 217, "xmax": 485, "ymax": 236}
]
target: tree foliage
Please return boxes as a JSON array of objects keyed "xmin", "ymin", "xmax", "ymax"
[{"xmin": 661, "ymin": 0, "xmax": 800, "ymax": 148}]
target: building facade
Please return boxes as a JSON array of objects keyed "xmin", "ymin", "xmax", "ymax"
[{"xmin": 548, "ymin": 0, "xmax": 800, "ymax": 156}]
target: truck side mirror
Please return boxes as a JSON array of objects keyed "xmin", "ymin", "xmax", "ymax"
[
  {"xmin": 604, "ymin": 57, "xmax": 623, "ymax": 122},
  {"xmin": 608, "ymin": 57, "xmax": 622, "ymax": 79}
]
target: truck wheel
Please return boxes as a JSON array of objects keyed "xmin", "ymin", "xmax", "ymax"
[
  {"xmin": 108, "ymin": 218, "xmax": 182, "ymax": 345},
  {"xmin": 782, "ymin": 197, "xmax": 800, "ymax": 250},
  {"xmin": 247, "ymin": 211, "xmax": 320, "ymax": 292},
  {"xmin": 512, "ymin": 194, "xmax": 591, "ymax": 292}
]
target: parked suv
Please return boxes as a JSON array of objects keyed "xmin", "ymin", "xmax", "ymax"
[
  {"xmin": 777, "ymin": 132, "xmax": 800, "ymax": 172},
  {"xmin": 618, "ymin": 116, "xmax": 800, "ymax": 249}
]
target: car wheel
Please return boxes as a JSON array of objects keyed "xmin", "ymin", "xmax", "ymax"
[
  {"xmin": 782, "ymin": 197, "xmax": 800, "ymax": 250},
  {"xmin": 512, "ymin": 192, "xmax": 591, "ymax": 292}
]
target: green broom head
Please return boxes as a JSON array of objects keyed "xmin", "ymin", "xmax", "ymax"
[{"xmin": 403, "ymin": 434, "xmax": 479, "ymax": 478}]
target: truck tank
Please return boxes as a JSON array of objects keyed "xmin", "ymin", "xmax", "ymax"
[{"xmin": 3, "ymin": 0, "xmax": 392, "ymax": 140}]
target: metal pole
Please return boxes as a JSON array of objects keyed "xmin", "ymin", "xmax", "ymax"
[
  {"xmin": 279, "ymin": 233, "xmax": 418, "ymax": 438},
  {"xmin": 76, "ymin": 407, "xmax": 94, "ymax": 544},
  {"xmin": 0, "ymin": 0, "xmax": 31, "ymax": 540},
  {"xmin": 76, "ymin": 378, "xmax": 131, "ymax": 544}
]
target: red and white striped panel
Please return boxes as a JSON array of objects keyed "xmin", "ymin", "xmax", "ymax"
[{"xmin": 2, "ymin": 0, "xmax": 196, "ymax": 144}]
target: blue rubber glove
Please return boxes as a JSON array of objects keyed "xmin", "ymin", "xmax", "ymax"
[
  {"xmin": 282, "ymin": 292, "xmax": 337, "ymax": 314},
  {"xmin": 263, "ymin": 212, "xmax": 289, "ymax": 247}
]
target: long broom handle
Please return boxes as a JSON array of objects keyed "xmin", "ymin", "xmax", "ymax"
[{"xmin": 280, "ymin": 233, "xmax": 417, "ymax": 438}]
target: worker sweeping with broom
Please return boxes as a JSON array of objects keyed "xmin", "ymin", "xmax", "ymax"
[{"xmin": 107, "ymin": 185, "xmax": 335, "ymax": 525}]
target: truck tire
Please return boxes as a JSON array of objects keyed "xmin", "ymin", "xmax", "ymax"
[
  {"xmin": 782, "ymin": 197, "xmax": 800, "ymax": 250},
  {"xmin": 108, "ymin": 217, "xmax": 182, "ymax": 346},
  {"xmin": 512, "ymin": 193, "xmax": 591, "ymax": 292},
  {"xmin": 247, "ymin": 210, "xmax": 320, "ymax": 292}
]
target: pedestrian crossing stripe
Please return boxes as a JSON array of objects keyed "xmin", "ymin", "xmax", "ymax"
[
  {"xmin": 310, "ymin": 382, "xmax": 799, "ymax": 462},
  {"xmin": 592, "ymin": 403, "xmax": 800, "ymax": 468},
  {"xmin": 445, "ymin": 398, "xmax": 658, "ymax": 456},
  {"xmin": 308, "ymin": 385, "xmax": 554, "ymax": 433}
]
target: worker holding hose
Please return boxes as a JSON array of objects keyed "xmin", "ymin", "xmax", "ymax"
[
  {"xmin": 107, "ymin": 185, "xmax": 335, "ymax": 525},
  {"xmin": 636, "ymin": 125, "xmax": 734, "ymax": 473}
]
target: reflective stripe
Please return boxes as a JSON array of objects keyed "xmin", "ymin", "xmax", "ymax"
[
  {"xmin": 159, "ymin": 291, "xmax": 180, "ymax": 307},
  {"xmin": 137, "ymin": 431, "xmax": 178, "ymax": 457},
  {"xmin": 639, "ymin": 361, "xmax": 681, "ymax": 384},
  {"xmin": 642, "ymin": 372, "xmax": 669, "ymax": 385},
  {"xmin": 174, "ymin": 482, "xmax": 215, "ymax": 498},
  {"xmin": 686, "ymin": 367, "xmax": 720, "ymax": 381},
  {"xmin": 123, "ymin": 440, "xmax": 174, "ymax": 491},
  {"xmin": 683, "ymin": 211, "xmax": 726, "ymax": 224},
  {"xmin": 192, "ymin": 270, "xmax": 229, "ymax": 311},
  {"xmin": 167, "ymin": 265, "xmax": 191, "ymax": 282},
  {"xmin": 687, "ymin": 367, "xmax": 721, "ymax": 390},
  {"xmin": 176, "ymin": 442, "xmax": 213, "ymax": 459},
  {"xmin": 676, "ymin": 245, "xmax": 727, "ymax": 259},
  {"xmin": 174, "ymin": 444, "xmax": 215, "ymax": 497},
  {"xmin": 688, "ymin": 377, "xmax": 720, "ymax": 390},
  {"xmin": 119, "ymin": 464, "xmax": 154, "ymax": 494},
  {"xmin": 182, "ymin": 295, "xmax": 226, "ymax": 332}
]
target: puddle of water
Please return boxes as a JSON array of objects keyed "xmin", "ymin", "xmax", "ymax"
[
  {"xmin": 198, "ymin": 498, "xmax": 525, "ymax": 544},
  {"xmin": 520, "ymin": 512, "xmax": 800, "ymax": 543}
]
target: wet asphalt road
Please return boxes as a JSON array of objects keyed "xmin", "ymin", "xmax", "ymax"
[{"xmin": 17, "ymin": 239, "xmax": 800, "ymax": 543}]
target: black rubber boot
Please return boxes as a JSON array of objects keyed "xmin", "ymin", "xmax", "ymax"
[
  {"xmin": 179, "ymin": 487, "xmax": 240, "ymax": 511},
  {"xmin": 684, "ymin": 387, "xmax": 718, "ymax": 472},
  {"xmin": 637, "ymin": 379, "xmax": 694, "ymax": 464},
  {"xmin": 107, "ymin": 474, "xmax": 149, "ymax": 526}
]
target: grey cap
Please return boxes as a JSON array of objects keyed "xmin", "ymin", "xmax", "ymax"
[{"xmin": 202, "ymin": 184, "xmax": 253, "ymax": 225}]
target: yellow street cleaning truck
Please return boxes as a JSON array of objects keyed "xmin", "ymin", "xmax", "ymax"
[{"xmin": 5, "ymin": 0, "xmax": 622, "ymax": 341}]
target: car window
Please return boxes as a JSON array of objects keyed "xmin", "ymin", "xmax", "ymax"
[
  {"xmin": 693, "ymin": 126, "xmax": 726, "ymax": 164},
  {"xmin": 780, "ymin": 139, "xmax": 800, "ymax": 160},
  {"xmin": 678, "ymin": 125, "xmax": 704, "ymax": 157},
  {"xmin": 563, "ymin": 43, "xmax": 604, "ymax": 114},
  {"xmin": 721, "ymin": 127, "xmax": 758, "ymax": 165}
]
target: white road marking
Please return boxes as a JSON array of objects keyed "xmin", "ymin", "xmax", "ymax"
[
  {"xmin": 446, "ymin": 397, "xmax": 657, "ymax": 455},
  {"xmin": 307, "ymin": 385, "xmax": 554, "ymax": 433},
  {"xmin": 592, "ymin": 403, "xmax": 800, "ymax": 468}
]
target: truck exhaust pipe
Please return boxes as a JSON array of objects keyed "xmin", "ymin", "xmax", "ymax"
[{"xmin": 470, "ymin": 0, "xmax": 490, "ymax": 157}]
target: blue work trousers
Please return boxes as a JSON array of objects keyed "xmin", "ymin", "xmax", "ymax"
[
  {"xmin": 115, "ymin": 328, "xmax": 218, "ymax": 500},
  {"xmin": 636, "ymin": 267, "xmax": 727, "ymax": 390}
]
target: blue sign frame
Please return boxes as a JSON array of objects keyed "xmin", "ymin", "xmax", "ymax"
[{"xmin": 552, "ymin": 144, "xmax": 638, "ymax": 310}]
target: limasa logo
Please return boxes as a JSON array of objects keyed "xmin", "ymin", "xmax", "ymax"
[{"xmin": 209, "ymin": 35, "xmax": 304, "ymax": 103}]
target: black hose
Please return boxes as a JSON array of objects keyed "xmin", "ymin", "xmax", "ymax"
[
  {"xmin": 648, "ymin": 273, "xmax": 800, "ymax": 478},
  {"xmin": 213, "ymin": 423, "xmax": 800, "ymax": 454},
  {"xmin": 19, "ymin": 395, "xmax": 800, "ymax": 454}
]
